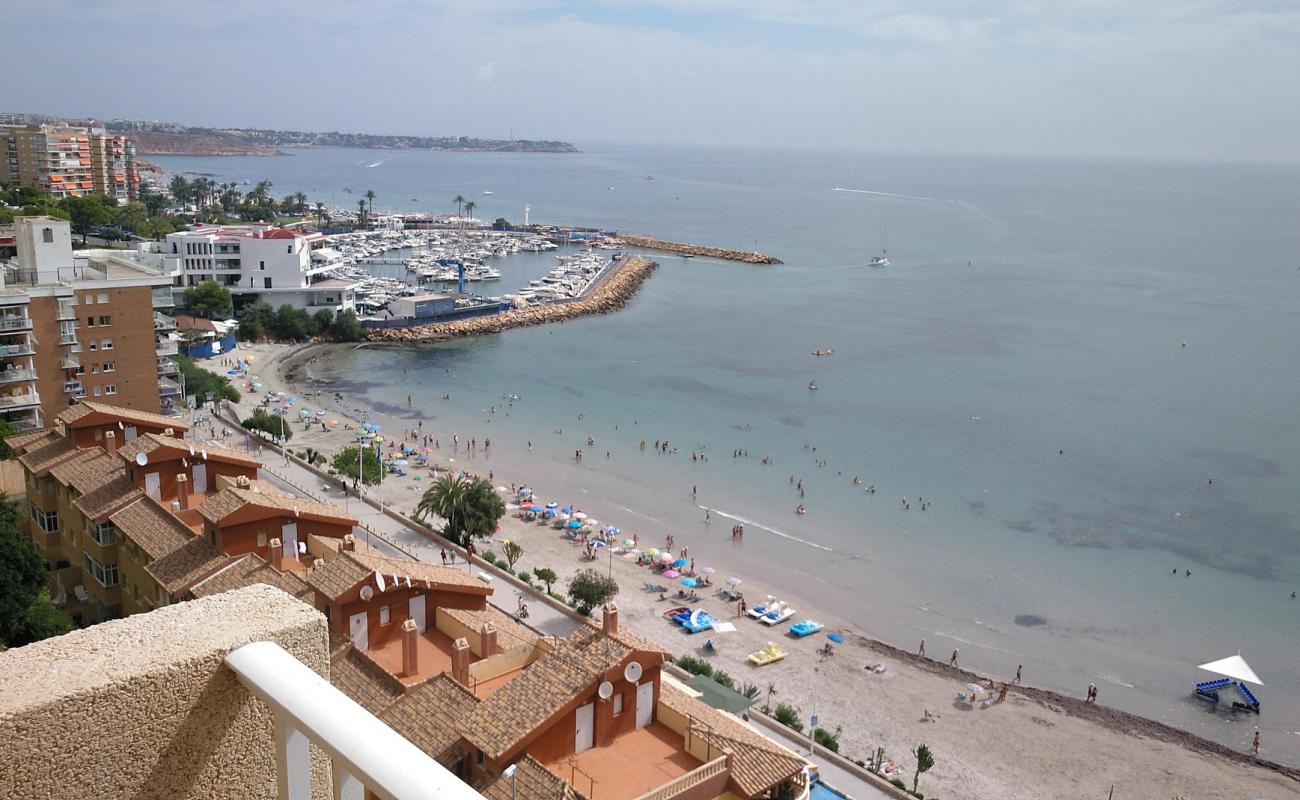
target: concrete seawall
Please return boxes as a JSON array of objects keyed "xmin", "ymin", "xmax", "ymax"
[
  {"xmin": 610, "ymin": 234, "xmax": 781, "ymax": 264},
  {"xmin": 370, "ymin": 255, "xmax": 658, "ymax": 343}
]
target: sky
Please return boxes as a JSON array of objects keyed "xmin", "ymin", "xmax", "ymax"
[{"xmin": 4, "ymin": 0, "xmax": 1299, "ymax": 161}]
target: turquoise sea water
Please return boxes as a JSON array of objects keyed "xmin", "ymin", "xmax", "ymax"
[{"xmin": 152, "ymin": 146, "xmax": 1300, "ymax": 761}]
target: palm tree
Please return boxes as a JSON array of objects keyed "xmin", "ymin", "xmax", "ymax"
[
  {"xmin": 464, "ymin": 200, "xmax": 476, "ymax": 222},
  {"xmin": 453, "ymin": 194, "xmax": 467, "ymax": 218},
  {"xmin": 764, "ymin": 682, "xmax": 778, "ymax": 713},
  {"xmin": 912, "ymin": 744, "xmax": 934, "ymax": 794},
  {"xmin": 294, "ymin": 191, "xmax": 308, "ymax": 213},
  {"xmin": 364, "ymin": 189, "xmax": 376, "ymax": 219},
  {"xmin": 168, "ymin": 175, "xmax": 190, "ymax": 206},
  {"xmin": 357, "ymin": 198, "xmax": 367, "ymax": 225},
  {"xmin": 250, "ymin": 180, "xmax": 272, "ymax": 207},
  {"xmin": 314, "ymin": 201, "xmax": 326, "ymax": 229},
  {"xmin": 415, "ymin": 474, "xmax": 468, "ymax": 542}
]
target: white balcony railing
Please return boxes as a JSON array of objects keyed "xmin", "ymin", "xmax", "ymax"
[
  {"xmin": 157, "ymin": 358, "xmax": 179, "ymax": 374},
  {"xmin": 153, "ymin": 313, "xmax": 177, "ymax": 330},
  {"xmin": 0, "ymin": 315, "xmax": 32, "ymax": 332},
  {"xmin": 0, "ymin": 343, "xmax": 34, "ymax": 356},
  {"xmin": 155, "ymin": 340, "xmax": 179, "ymax": 356},
  {"xmin": 158, "ymin": 377, "xmax": 181, "ymax": 396},
  {"xmin": 224, "ymin": 641, "xmax": 484, "ymax": 800},
  {"xmin": 0, "ymin": 367, "xmax": 36, "ymax": 384},
  {"xmin": 0, "ymin": 391, "xmax": 40, "ymax": 409}
]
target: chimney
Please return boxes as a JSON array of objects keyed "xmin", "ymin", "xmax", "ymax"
[
  {"xmin": 269, "ymin": 537, "xmax": 284, "ymax": 572},
  {"xmin": 602, "ymin": 602, "xmax": 619, "ymax": 637},
  {"xmin": 175, "ymin": 473, "xmax": 189, "ymax": 509},
  {"xmin": 401, "ymin": 618, "xmax": 419, "ymax": 677},
  {"xmin": 451, "ymin": 637, "xmax": 471, "ymax": 686},
  {"xmin": 341, "ymin": 533, "xmax": 355, "ymax": 552},
  {"xmin": 236, "ymin": 475, "xmax": 252, "ymax": 488},
  {"xmin": 480, "ymin": 622, "xmax": 498, "ymax": 657},
  {"xmin": 104, "ymin": 430, "xmax": 116, "ymax": 456}
]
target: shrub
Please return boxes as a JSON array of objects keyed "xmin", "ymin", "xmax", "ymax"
[
  {"xmin": 891, "ymin": 778, "xmax": 907, "ymax": 790},
  {"xmin": 712, "ymin": 670, "xmax": 735, "ymax": 689},
  {"xmin": 549, "ymin": 591, "xmax": 566, "ymax": 604},
  {"xmin": 517, "ymin": 570, "xmax": 532, "ymax": 584},
  {"xmin": 739, "ymin": 682, "xmax": 760, "ymax": 700},
  {"xmin": 674, "ymin": 655, "xmax": 714, "ymax": 678},
  {"xmin": 773, "ymin": 703, "xmax": 802, "ymax": 732},
  {"xmin": 483, "ymin": 551, "xmax": 498, "ymax": 565},
  {"xmin": 243, "ymin": 408, "xmax": 289, "ymax": 441},
  {"xmin": 813, "ymin": 726, "xmax": 840, "ymax": 752}
]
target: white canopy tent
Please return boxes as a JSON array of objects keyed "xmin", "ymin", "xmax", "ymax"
[{"xmin": 1197, "ymin": 654, "xmax": 1263, "ymax": 685}]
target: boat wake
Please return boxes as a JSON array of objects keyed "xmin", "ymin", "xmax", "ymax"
[
  {"xmin": 833, "ymin": 186, "xmax": 962, "ymax": 205},
  {"xmin": 706, "ymin": 507, "xmax": 836, "ymax": 553}
]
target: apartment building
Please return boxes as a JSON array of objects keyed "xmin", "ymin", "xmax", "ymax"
[
  {"xmin": 0, "ymin": 216, "xmax": 181, "ymax": 426},
  {"xmin": 1, "ymin": 123, "xmax": 139, "ymax": 201},
  {"xmin": 163, "ymin": 223, "xmax": 359, "ymax": 311}
]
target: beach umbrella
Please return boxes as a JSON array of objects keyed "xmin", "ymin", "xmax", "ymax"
[
  {"xmin": 726, "ymin": 577, "xmax": 743, "ymax": 587},
  {"xmin": 527, "ymin": 505, "xmax": 543, "ymax": 512},
  {"xmin": 394, "ymin": 459, "xmax": 409, "ymax": 466},
  {"xmin": 591, "ymin": 541, "xmax": 605, "ymax": 549},
  {"xmin": 1198, "ymin": 654, "xmax": 1264, "ymax": 685},
  {"xmin": 546, "ymin": 502, "xmax": 559, "ymax": 509},
  {"xmin": 646, "ymin": 548, "xmax": 660, "ymax": 557},
  {"xmin": 663, "ymin": 569, "xmax": 680, "ymax": 579},
  {"xmin": 567, "ymin": 520, "xmax": 583, "ymax": 529},
  {"xmin": 964, "ymin": 682, "xmax": 987, "ymax": 696},
  {"xmin": 561, "ymin": 507, "xmax": 573, "ymax": 514},
  {"xmin": 623, "ymin": 539, "xmax": 635, "ymax": 547},
  {"xmin": 227, "ymin": 370, "xmax": 239, "ymax": 376},
  {"xmin": 573, "ymin": 512, "xmax": 588, "ymax": 520},
  {"xmin": 671, "ymin": 558, "xmax": 688, "ymax": 568},
  {"xmin": 699, "ymin": 566, "xmax": 715, "ymax": 574},
  {"xmin": 658, "ymin": 552, "xmax": 674, "ymax": 564},
  {"xmin": 827, "ymin": 632, "xmax": 844, "ymax": 644},
  {"xmin": 316, "ymin": 410, "xmax": 326, "ymax": 416},
  {"xmin": 681, "ymin": 578, "xmax": 698, "ymax": 588},
  {"xmin": 585, "ymin": 519, "xmax": 598, "ymax": 527},
  {"xmin": 329, "ymin": 419, "xmax": 339, "ymax": 426}
]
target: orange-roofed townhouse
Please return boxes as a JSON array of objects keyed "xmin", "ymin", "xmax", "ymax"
[
  {"xmin": 194, "ymin": 483, "xmax": 357, "ymax": 568},
  {"xmin": 110, "ymin": 495, "xmax": 230, "ymax": 615},
  {"xmin": 56, "ymin": 399, "xmax": 188, "ymax": 449}
]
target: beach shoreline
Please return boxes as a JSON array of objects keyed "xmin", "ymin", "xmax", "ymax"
[{"xmin": 208, "ymin": 339, "xmax": 1300, "ymax": 799}]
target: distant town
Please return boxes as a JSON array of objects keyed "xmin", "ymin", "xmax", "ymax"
[{"xmin": 0, "ymin": 113, "xmax": 579, "ymax": 156}]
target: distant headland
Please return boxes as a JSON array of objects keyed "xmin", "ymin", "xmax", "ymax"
[{"xmin": 0, "ymin": 113, "xmax": 580, "ymax": 156}]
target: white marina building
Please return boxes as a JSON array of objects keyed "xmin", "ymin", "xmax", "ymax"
[{"xmin": 162, "ymin": 224, "xmax": 358, "ymax": 311}]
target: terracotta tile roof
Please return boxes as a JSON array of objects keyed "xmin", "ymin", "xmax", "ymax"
[
  {"xmin": 57, "ymin": 400, "xmax": 190, "ymax": 432},
  {"xmin": 188, "ymin": 552, "xmax": 314, "ymax": 602},
  {"xmin": 49, "ymin": 450, "xmax": 122, "ymax": 496},
  {"xmin": 307, "ymin": 549, "xmax": 491, "ymax": 603},
  {"xmin": 440, "ymin": 607, "xmax": 540, "ymax": 653},
  {"xmin": 329, "ymin": 642, "xmax": 405, "ymax": 715},
  {"xmin": 110, "ymin": 498, "xmax": 193, "ymax": 560},
  {"xmin": 195, "ymin": 485, "xmax": 355, "ymax": 527},
  {"xmin": 116, "ymin": 432, "xmax": 261, "ymax": 470},
  {"xmin": 465, "ymin": 624, "xmax": 666, "ymax": 761},
  {"xmin": 476, "ymin": 755, "xmax": 587, "ymax": 800},
  {"xmin": 74, "ymin": 475, "xmax": 144, "ymax": 523},
  {"xmin": 3, "ymin": 428, "xmax": 54, "ymax": 453},
  {"xmin": 379, "ymin": 674, "xmax": 479, "ymax": 768},
  {"xmin": 658, "ymin": 682, "xmax": 808, "ymax": 798},
  {"xmin": 146, "ymin": 535, "xmax": 230, "ymax": 595},
  {"xmin": 18, "ymin": 436, "xmax": 79, "ymax": 477}
]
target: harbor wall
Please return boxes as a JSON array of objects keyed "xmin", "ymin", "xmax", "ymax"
[
  {"xmin": 369, "ymin": 256, "xmax": 658, "ymax": 343},
  {"xmin": 610, "ymin": 234, "xmax": 781, "ymax": 264}
]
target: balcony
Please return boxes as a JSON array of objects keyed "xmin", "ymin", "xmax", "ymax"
[
  {"xmin": 64, "ymin": 380, "xmax": 84, "ymax": 394},
  {"xmin": 0, "ymin": 315, "xmax": 33, "ymax": 332},
  {"xmin": 0, "ymin": 390, "xmax": 40, "ymax": 409},
  {"xmin": 153, "ymin": 312, "xmax": 177, "ymax": 331},
  {"xmin": 152, "ymin": 288, "xmax": 175, "ymax": 308},
  {"xmin": 0, "ymin": 367, "xmax": 36, "ymax": 384},
  {"xmin": 61, "ymin": 354, "xmax": 80, "ymax": 370},
  {"xmin": 157, "ymin": 358, "xmax": 179, "ymax": 374},
  {"xmin": 0, "ymin": 586, "xmax": 485, "ymax": 800},
  {"xmin": 0, "ymin": 342, "xmax": 35, "ymax": 357},
  {"xmin": 156, "ymin": 339, "xmax": 179, "ymax": 356},
  {"xmin": 58, "ymin": 333, "xmax": 78, "ymax": 346},
  {"xmin": 158, "ymin": 377, "xmax": 181, "ymax": 396},
  {"xmin": 56, "ymin": 303, "xmax": 78, "ymax": 321}
]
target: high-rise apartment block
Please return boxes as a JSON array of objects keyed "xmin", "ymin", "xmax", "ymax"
[
  {"xmin": 0, "ymin": 216, "xmax": 181, "ymax": 430},
  {"xmin": 1, "ymin": 123, "xmax": 139, "ymax": 202}
]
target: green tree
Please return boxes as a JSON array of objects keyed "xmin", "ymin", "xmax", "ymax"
[
  {"xmin": 0, "ymin": 493, "xmax": 72, "ymax": 647},
  {"xmin": 464, "ymin": 200, "xmax": 476, "ymax": 221},
  {"xmin": 237, "ymin": 301, "xmax": 276, "ymax": 341},
  {"xmin": 115, "ymin": 202, "xmax": 149, "ymax": 233},
  {"xmin": 0, "ymin": 419, "xmax": 19, "ymax": 460},
  {"xmin": 764, "ymin": 682, "xmax": 778, "ymax": 713},
  {"xmin": 502, "ymin": 540, "xmax": 524, "ymax": 569},
  {"xmin": 329, "ymin": 309, "xmax": 366, "ymax": 342},
  {"xmin": 175, "ymin": 355, "xmax": 240, "ymax": 403},
  {"xmin": 773, "ymin": 703, "xmax": 802, "ymax": 732},
  {"xmin": 21, "ymin": 592, "xmax": 74, "ymax": 644},
  {"xmin": 169, "ymin": 175, "xmax": 192, "ymax": 205},
  {"xmin": 61, "ymin": 194, "xmax": 115, "ymax": 243},
  {"xmin": 364, "ymin": 189, "xmax": 376, "ymax": 219},
  {"xmin": 453, "ymin": 194, "xmax": 467, "ymax": 219},
  {"xmin": 272, "ymin": 304, "xmax": 315, "ymax": 340},
  {"xmin": 533, "ymin": 567, "xmax": 557, "ymax": 594},
  {"xmin": 242, "ymin": 408, "xmax": 291, "ymax": 441},
  {"xmin": 332, "ymin": 446, "xmax": 382, "ymax": 485},
  {"xmin": 182, "ymin": 281, "xmax": 234, "ymax": 319},
  {"xmin": 566, "ymin": 568, "xmax": 619, "ymax": 615},
  {"xmin": 493, "ymin": 217, "xmax": 510, "ymax": 229},
  {"xmin": 312, "ymin": 308, "xmax": 335, "ymax": 335},
  {"xmin": 415, "ymin": 473, "xmax": 467, "ymax": 540},
  {"xmin": 912, "ymin": 743, "xmax": 935, "ymax": 795}
]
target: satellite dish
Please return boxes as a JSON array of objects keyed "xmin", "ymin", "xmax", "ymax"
[
  {"xmin": 597, "ymin": 681, "xmax": 614, "ymax": 701},
  {"xmin": 118, "ymin": 421, "xmax": 124, "ymax": 430},
  {"xmin": 375, "ymin": 571, "xmax": 387, "ymax": 592},
  {"xmin": 135, "ymin": 452, "xmax": 147, "ymax": 467},
  {"xmin": 359, "ymin": 585, "xmax": 374, "ymax": 601},
  {"xmin": 188, "ymin": 444, "xmax": 195, "ymax": 456},
  {"xmin": 181, "ymin": 458, "xmax": 189, "ymax": 468},
  {"xmin": 624, "ymin": 661, "xmax": 643, "ymax": 684},
  {"xmin": 200, "ymin": 449, "xmax": 208, "ymax": 460}
]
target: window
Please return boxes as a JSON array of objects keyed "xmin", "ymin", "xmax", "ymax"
[
  {"xmin": 88, "ymin": 341, "xmax": 96, "ymax": 351},
  {"xmin": 102, "ymin": 361, "xmax": 115, "ymax": 373},
  {"xmin": 257, "ymin": 532, "xmax": 267, "ymax": 547},
  {"xmin": 93, "ymin": 386, "xmax": 101, "ymax": 397},
  {"xmin": 29, "ymin": 503, "xmax": 59, "ymax": 533},
  {"xmin": 259, "ymin": 260, "xmax": 265, "ymax": 270},
  {"xmin": 379, "ymin": 606, "xmax": 391, "ymax": 625},
  {"xmin": 98, "ymin": 293, "xmax": 109, "ymax": 304},
  {"xmin": 42, "ymin": 227, "xmax": 54, "ymax": 243},
  {"xmin": 84, "ymin": 551, "xmax": 119, "ymax": 587},
  {"xmin": 104, "ymin": 384, "xmax": 117, "ymax": 395},
  {"xmin": 613, "ymin": 692, "xmax": 624, "ymax": 715},
  {"xmin": 264, "ymin": 277, "xmax": 272, "ymax": 288},
  {"xmin": 101, "ymin": 338, "xmax": 113, "ymax": 350},
  {"xmin": 98, "ymin": 315, "xmax": 111, "ymax": 326},
  {"xmin": 91, "ymin": 364, "xmax": 99, "ymax": 374},
  {"xmin": 86, "ymin": 316, "xmax": 95, "ymax": 327},
  {"xmin": 88, "ymin": 522, "xmax": 115, "ymax": 547}
]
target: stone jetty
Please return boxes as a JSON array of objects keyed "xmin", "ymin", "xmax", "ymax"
[
  {"xmin": 608, "ymin": 234, "xmax": 781, "ymax": 264},
  {"xmin": 371, "ymin": 256, "xmax": 658, "ymax": 343}
]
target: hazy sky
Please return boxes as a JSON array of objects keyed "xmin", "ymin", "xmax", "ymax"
[{"xmin": 4, "ymin": 0, "xmax": 1299, "ymax": 161}]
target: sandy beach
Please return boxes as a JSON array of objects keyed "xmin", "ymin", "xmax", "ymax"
[{"xmin": 210, "ymin": 340, "xmax": 1300, "ymax": 800}]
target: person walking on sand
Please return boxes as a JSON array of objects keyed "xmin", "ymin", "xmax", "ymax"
[
  {"xmin": 440, "ymin": 548, "xmax": 448, "ymax": 565},
  {"xmin": 918, "ymin": 638, "xmax": 926, "ymax": 657},
  {"xmin": 1253, "ymin": 730, "xmax": 1261, "ymax": 756},
  {"xmin": 705, "ymin": 509, "xmax": 711, "ymax": 523},
  {"xmin": 1015, "ymin": 664, "xmax": 1023, "ymax": 684},
  {"xmin": 949, "ymin": 648, "xmax": 959, "ymax": 668}
]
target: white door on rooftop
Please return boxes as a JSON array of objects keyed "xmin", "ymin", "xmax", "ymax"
[
  {"xmin": 349, "ymin": 611, "xmax": 368, "ymax": 651},
  {"xmin": 123, "ymin": 425, "xmax": 137, "ymax": 443},
  {"xmin": 144, "ymin": 472, "xmax": 160, "ymax": 500},
  {"xmin": 191, "ymin": 463, "xmax": 207, "ymax": 494},
  {"xmin": 409, "ymin": 594, "xmax": 426, "ymax": 633},
  {"xmin": 636, "ymin": 680, "xmax": 654, "ymax": 729},
  {"xmin": 575, "ymin": 702, "xmax": 594, "ymax": 753},
  {"xmin": 281, "ymin": 523, "xmax": 297, "ymax": 561}
]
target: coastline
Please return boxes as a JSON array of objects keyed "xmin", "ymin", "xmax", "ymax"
[
  {"xmin": 611, "ymin": 235, "xmax": 782, "ymax": 264},
  {"xmin": 215, "ymin": 339, "xmax": 1300, "ymax": 800}
]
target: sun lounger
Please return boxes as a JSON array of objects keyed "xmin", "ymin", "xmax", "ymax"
[
  {"xmin": 788, "ymin": 620, "xmax": 824, "ymax": 638},
  {"xmin": 747, "ymin": 642, "xmax": 788, "ymax": 666},
  {"xmin": 761, "ymin": 606, "xmax": 796, "ymax": 625},
  {"xmin": 1233, "ymin": 682, "xmax": 1261, "ymax": 713}
]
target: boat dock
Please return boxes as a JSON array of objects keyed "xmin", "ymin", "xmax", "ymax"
[{"xmin": 607, "ymin": 234, "xmax": 781, "ymax": 264}]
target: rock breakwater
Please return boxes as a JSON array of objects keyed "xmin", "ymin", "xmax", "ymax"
[
  {"xmin": 370, "ymin": 256, "xmax": 658, "ymax": 343},
  {"xmin": 609, "ymin": 234, "xmax": 781, "ymax": 264}
]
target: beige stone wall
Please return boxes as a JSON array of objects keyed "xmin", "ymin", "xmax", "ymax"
[{"xmin": 0, "ymin": 584, "xmax": 333, "ymax": 799}]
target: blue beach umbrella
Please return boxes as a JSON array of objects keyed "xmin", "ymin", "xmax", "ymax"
[
  {"xmin": 561, "ymin": 507, "xmax": 574, "ymax": 514},
  {"xmin": 672, "ymin": 558, "xmax": 688, "ymax": 568},
  {"xmin": 827, "ymin": 632, "xmax": 845, "ymax": 644},
  {"xmin": 567, "ymin": 520, "xmax": 583, "ymax": 529},
  {"xmin": 681, "ymin": 578, "xmax": 698, "ymax": 588}
]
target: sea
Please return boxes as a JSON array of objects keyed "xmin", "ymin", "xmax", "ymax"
[{"xmin": 150, "ymin": 145, "xmax": 1300, "ymax": 763}]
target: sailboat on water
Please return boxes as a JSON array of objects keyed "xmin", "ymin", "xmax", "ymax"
[{"xmin": 869, "ymin": 222, "xmax": 889, "ymax": 267}]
